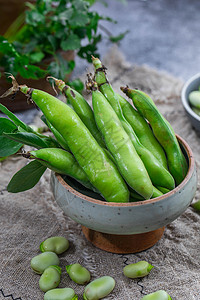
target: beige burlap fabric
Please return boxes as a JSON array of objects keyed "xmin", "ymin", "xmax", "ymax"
[{"xmin": 0, "ymin": 47, "xmax": 200, "ymax": 300}]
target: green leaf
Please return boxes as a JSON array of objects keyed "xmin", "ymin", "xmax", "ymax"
[
  {"xmin": 61, "ymin": 34, "xmax": 81, "ymax": 51},
  {"xmin": 0, "ymin": 118, "xmax": 22, "ymax": 157},
  {"xmin": 68, "ymin": 78, "xmax": 84, "ymax": 93},
  {"xmin": 109, "ymin": 30, "xmax": 129, "ymax": 43},
  {"xmin": 2, "ymin": 131, "xmax": 50, "ymax": 149},
  {"xmin": 47, "ymin": 36, "xmax": 57, "ymax": 51},
  {"xmin": 15, "ymin": 56, "xmax": 47, "ymax": 79},
  {"xmin": 73, "ymin": 0, "xmax": 89, "ymax": 11},
  {"xmin": 58, "ymin": 9, "xmax": 74, "ymax": 22},
  {"xmin": 22, "ymin": 39, "xmax": 38, "ymax": 53},
  {"xmin": 26, "ymin": 11, "xmax": 45, "ymax": 26},
  {"xmin": 69, "ymin": 12, "xmax": 90, "ymax": 28},
  {"xmin": 85, "ymin": 0, "xmax": 96, "ymax": 6},
  {"xmin": 7, "ymin": 160, "xmax": 47, "ymax": 193},
  {"xmin": 48, "ymin": 54, "xmax": 75, "ymax": 80},
  {"xmin": 0, "ymin": 36, "xmax": 19, "ymax": 56},
  {"xmin": 29, "ymin": 51, "xmax": 45, "ymax": 63},
  {"xmin": 0, "ymin": 103, "xmax": 33, "ymax": 132}
]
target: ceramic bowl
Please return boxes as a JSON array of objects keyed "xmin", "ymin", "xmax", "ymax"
[
  {"xmin": 181, "ymin": 72, "xmax": 200, "ymax": 131},
  {"xmin": 50, "ymin": 135, "xmax": 197, "ymax": 240}
]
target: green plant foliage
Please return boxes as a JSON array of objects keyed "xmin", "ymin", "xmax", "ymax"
[
  {"xmin": 2, "ymin": 131, "xmax": 51, "ymax": 149},
  {"xmin": 7, "ymin": 160, "xmax": 47, "ymax": 193},
  {"xmin": 0, "ymin": 0, "xmax": 127, "ymax": 84},
  {"xmin": 0, "ymin": 118, "xmax": 22, "ymax": 157}
]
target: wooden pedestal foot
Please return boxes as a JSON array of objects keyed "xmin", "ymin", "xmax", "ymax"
[{"xmin": 82, "ymin": 226, "xmax": 165, "ymax": 254}]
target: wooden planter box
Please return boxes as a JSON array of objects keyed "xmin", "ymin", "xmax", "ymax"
[{"xmin": 0, "ymin": 50, "xmax": 74, "ymax": 112}]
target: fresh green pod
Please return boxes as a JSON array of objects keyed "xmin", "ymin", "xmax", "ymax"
[
  {"xmin": 18, "ymin": 84, "xmax": 129, "ymax": 203},
  {"xmin": 141, "ymin": 290, "xmax": 172, "ymax": 300},
  {"xmin": 26, "ymin": 148, "xmax": 94, "ymax": 190},
  {"xmin": 191, "ymin": 199, "xmax": 200, "ymax": 211},
  {"xmin": 66, "ymin": 263, "xmax": 91, "ymax": 285},
  {"xmin": 83, "ymin": 276, "xmax": 115, "ymax": 300},
  {"xmin": 40, "ymin": 236, "xmax": 69, "ymax": 255},
  {"xmin": 130, "ymin": 189, "xmax": 145, "ymax": 201},
  {"xmin": 92, "ymin": 57, "xmax": 175, "ymax": 190},
  {"xmin": 188, "ymin": 91, "xmax": 200, "ymax": 108},
  {"xmin": 91, "ymin": 82, "xmax": 153, "ymax": 199},
  {"xmin": 151, "ymin": 186, "xmax": 163, "ymax": 198},
  {"xmin": 121, "ymin": 87, "xmax": 188, "ymax": 185},
  {"xmin": 129, "ymin": 197, "xmax": 140, "ymax": 202},
  {"xmin": 117, "ymin": 93, "xmax": 168, "ymax": 169},
  {"xmin": 51, "ymin": 77, "xmax": 104, "ymax": 148},
  {"xmin": 123, "ymin": 261, "xmax": 154, "ymax": 279},
  {"xmin": 156, "ymin": 186, "xmax": 170, "ymax": 194},
  {"xmin": 39, "ymin": 265, "xmax": 61, "ymax": 292},
  {"xmin": 44, "ymin": 288, "xmax": 78, "ymax": 300},
  {"xmin": 46, "ymin": 118, "xmax": 70, "ymax": 151},
  {"xmin": 130, "ymin": 186, "xmax": 163, "ymax": 201},
  {"xmin": 31, "ymin": 252, "xmax": 59, "ymax": 274}
]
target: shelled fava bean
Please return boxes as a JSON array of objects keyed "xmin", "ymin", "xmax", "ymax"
[
  {"xmin": 44, "ymin": 288, "xmax": 78, "ymax": 300},
  {"xmin": 40, "ymin": 236, "xmax": 69, "ymax": 255},
  {"xmin": 189, "ymin": 89, "xmax": 200, "ymax": 108},
  {"xmin": 83, "ymin": 276, "xmax": 115, "ymax": 300},
  {"xmin": 123, "ymin": 261, "xmax": 154, "ymax": 279},
  {"xmin": 39, "ymin": 265, "xmax": 61, "ymax": 292},
  {"xmin": 141, "ymin": 289, "xmax": 172, "ymax": 300},
  {"xmin": 191, "ymin": 199, "xmax": 200, "ymax": 211},
  {"xmin": 31, "ymin": 252, "xmax": 60, "ymax": 274},
  {"xmin": 66, "ymin": 263, "xmax": 91, "ymax": 285}
]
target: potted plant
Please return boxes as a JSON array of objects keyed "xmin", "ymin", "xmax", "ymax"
[{"xmin": 0, "ymin": 0, "xmax": 127, "ymax": 111}]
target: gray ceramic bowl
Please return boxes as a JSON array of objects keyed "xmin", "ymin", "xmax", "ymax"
[
  {"xmin": 50, "ymin": 135, "xmax": 197, "ymax": 236},
  {"xmin": 181, "ymin": 72, "xmax": 200, "ymax": 131}
]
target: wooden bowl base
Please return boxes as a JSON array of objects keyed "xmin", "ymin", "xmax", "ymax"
[{"xmin": 82, "ymin": 226, "xmax": 165, "ymax": 254}]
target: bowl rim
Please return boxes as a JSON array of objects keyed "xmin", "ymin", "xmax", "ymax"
[
  {"xmin": 181, "ymin": 72, "xmax": 200, "ymax": 122},
  {"xmin": 55, "ymin": 134, "xmax": 195, "ymax": 207}
]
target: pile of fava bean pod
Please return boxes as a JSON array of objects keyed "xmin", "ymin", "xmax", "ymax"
[{"xmin": 1, "ymin": 56, "xmax": 188, "ymax": 203}]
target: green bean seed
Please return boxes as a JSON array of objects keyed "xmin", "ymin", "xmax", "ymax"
[
  {"xmin": 40, "ymin": 236, "xmax": 69, "ymax": 255},
  {"xmin": 83, "ymin": 276, "xmax": 115, "ymax": 300},
  {"xmin": 191, "ymin": 199, "xmax": 200, "ymax": 211},
  {"xmin": 123, "ymin": 261, "xmax": 154, "ymax": 279},
  {"xmin": 189, "ymin": 91, "xmax": 200, "ymax": 108},
  {"xmin": 31, "ymin": 252, "xmax": 59, "ymax": 274},
  {"xmin": 66, "ymin": 263, "xmax": 90, "ymax": 285},
  {"xmin": 39, "ymin": 265, "xmax": 61, "ymax": 292},
  {"xmin": 44, "ymin": 288, "xmax": 78, "ymax": 300},
  {"xmin": 141, "ymin": 290, "xmax": 172, "ymax": 300}
]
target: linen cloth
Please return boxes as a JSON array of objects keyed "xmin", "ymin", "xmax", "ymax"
[{"xmin": 0, "ymin": 47, "xmax": 200, "ymax": 300}]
